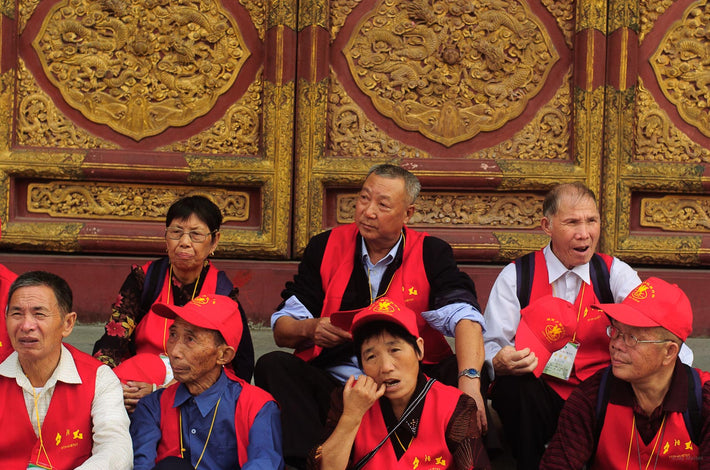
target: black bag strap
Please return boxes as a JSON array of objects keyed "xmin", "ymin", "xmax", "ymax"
[
  {"xmin": 515, "ymin": 252, "xmax": 535, "ymax": 309},
  {"xmin": 352, "ymin": 378, "xmax": 436, "ymax": 470},
  {"xmin": 589, "ymin": 254, "xmax": 613, "ymax": 304}
]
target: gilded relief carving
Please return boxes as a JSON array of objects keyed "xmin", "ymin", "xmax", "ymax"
[
  {"xmin": 541, "ymin": 0, "xmax": 574, "ymax": 48},
  {"xmin": 32, "ymin": 0, "xmax": 250, "ymax": 141},
  {"xmin": 28, "ymin": 182, "xmax": 249, "ymax": 222},
  {"xmin": 651, "ymin": 0, "xmax": 710, "ymax": 138},
  {"xmin": 18, "ymin": 0, "xmax": 39, "ymax": 33},
  {"xmin": 639, "ymin": 0, "xmax": 674, "ymax": 42},
  {"xmin": 635, "ymin": 80, "xmax": 710, "ymax": 163},
  {"xmin": 329, "ymin": 71, "xmax": 427, "ymax": 159},
  {"xmin": 160, "ymin": 72, "xmax": 263, "ymax": 155},
  {"xmin": 475, "ymin": 69, "xmax": 571, "ymax": 161},
  {"xmin": 331, "ymin": 0, "xmax": 363, "ymax": 38},
  {"xmin": 16, "ymin": 60, "xmax": 119, "ymax": 149},
  {"xmin": 242, "ymin": 0, "xmax": 266, "ymax": 39},
  {"xmin": 641, "ymin": 195, "xmax": 710, "ymax": 232},
  {"xmin": 336, "ymin": 192, "xmax": 543, "ymax": 227},
  {"xmin": 344, "ymin": 0, "xmax": 559, "ymax": 146},
  {"xmin": 0, "ymin": 71, "xmax": 13, "ymax": 149}
]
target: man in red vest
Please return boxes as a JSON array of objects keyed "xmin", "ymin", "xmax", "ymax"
[
  {"xmin": 255, "ymin": 164, "xmax": 486, "ymax": 469},
  {"xmin": 542, "ymin": 277, "xmax": 710, "ymax": 468},
  {"xmin": 482, "ymin": 183, "xmax": 693, "ymax": 469},
  {"xmin": 0, "ymin": 271, "xmax": 131, "ymax": 470},
  {"xmin": 130, "ymin": 294, "xmax": 283, "ymax": 470}
]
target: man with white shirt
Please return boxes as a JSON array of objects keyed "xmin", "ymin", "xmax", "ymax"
[
  {"xmin": 0, "ymin": 271, "xmax": 131, "ymax": 470},
  {"xmin": 255, "ymin": 164, "xmax": 486, "ymax": 469},
  {"xmin": 483, "ymin": 182, "xmax": 692, "ymax": 470}
]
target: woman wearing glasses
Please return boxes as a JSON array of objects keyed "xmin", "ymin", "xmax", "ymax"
[{"xmin": 92, "ymin": 195, "xmax": 254, "ymax": 412}]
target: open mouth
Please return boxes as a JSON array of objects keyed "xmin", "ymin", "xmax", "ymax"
[
  {"xmin": 574, "ymin": 246, "xmax": 590, "ymax": 253},
  {"xmin": 383, "ymin": 379, "xmax": 400, "ymax": 389}
]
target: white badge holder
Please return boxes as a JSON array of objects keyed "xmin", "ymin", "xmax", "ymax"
[{"xmin": 542, "ymin": 341, "xmax": 579, "ymax": 381}]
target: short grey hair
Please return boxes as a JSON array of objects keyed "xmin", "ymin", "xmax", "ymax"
[
  {"xmin": 7, "ymin": 271, "xmax": 73, "ymax": 317},
  {"xmin": 542, "ymin": 182, "xmax": 597, "ymax": 218},
  {"xmin": 367, "ymin": 164, "xmax": 421, "ymax": 205}
]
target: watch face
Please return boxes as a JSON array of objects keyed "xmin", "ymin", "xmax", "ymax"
[{"xmin": 460, "ymin": 368, "xmax": 480, "ymax": 379}]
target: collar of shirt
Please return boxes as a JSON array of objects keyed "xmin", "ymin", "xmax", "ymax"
[
  {"xmin": 380, "ymin": 373, "xmax": 427, "ymax": 437},
  {"xmin": 543, "ymin": 243, "xmax": 592, "ymax": 285},
  {"xmin": 173, "ymin": 370, "xmax": 233, "ymax": 418},
  {"xmin": 0, "ymin": 344, "xmax": 81, "ymax": 392},
  {"xmin": 360, "ymin": 233, "xmax": 402, "ymax": 269}
]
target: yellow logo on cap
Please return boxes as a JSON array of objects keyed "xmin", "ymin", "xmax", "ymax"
[
  {"xmin": 543, "ymin": 318, "xmax": 565, "ymax": 343},
  {"xmin": 372, "ymin": 298, "xmax": 399, "ymax": 314},
  {"xmin": 192, "ymin": 295, "xmax": 212, "ymax": 306},
  {"xmin": 630, "ymin": 282, "xmax": 655, "ymax": 303}
]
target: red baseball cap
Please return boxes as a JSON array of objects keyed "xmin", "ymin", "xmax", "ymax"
[
  {"xmin": 515, "ymin": 295, "xmax": 579, "ymax": 377},
  {"xmin": 591, "ymin": 277, "xmax": 692, "ymax": 341},
  {"xmin": 151, "ymin": 294, "xmax": 243, "ymax": 350},
  {"xmin": 330, "ymin": 297, "xmax": 419, "ymax": 337}
]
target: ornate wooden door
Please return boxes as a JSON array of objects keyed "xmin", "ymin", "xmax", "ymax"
[
  {"xmin": 293, "ymin": 0, "xmax": 598, "ymax": 261},
  {"xmin": 0, "ymin": 0, "xmax": 296, "ymax": 259}
]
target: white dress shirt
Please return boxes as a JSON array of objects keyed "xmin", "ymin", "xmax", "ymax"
[
  {"xmin": 0, "ymin": 344, "xmax": 132, "ymax": 470},
  {"xmin": 483, "ymin": 245, "xmax": 694, "ymax": 379}
]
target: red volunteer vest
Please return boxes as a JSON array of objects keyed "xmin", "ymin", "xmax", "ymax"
[
  {"xmin": 156, "ymin": 376, "xmax": 274, "ymax": 467},
  {"xmin": 298, "ymin": 224, "xmax": 451, "ymax": 364},
  {"xmin": 0, "ymin": 264, "xmax": 18, "ymax": 363},
  {"xmin": 353, "ymin": 380, "xmax": 459, "ymax": 469},
  {"xmin": 522, "ymin": 249, "xmax": 613, "ymax": 399},
  {"xmin": 593, "ymin": 403, "xmax": 700, "ymax": 469},
  {"xmin": 133, "ymin": 260, "xmax": 221, "ymax": 357},
  {"xmin": 0, "ymin": 345, "xmax": 99, "ymax": 470}
]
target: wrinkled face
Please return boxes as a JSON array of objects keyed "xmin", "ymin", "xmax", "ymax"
[
  {"xmin": 6, "ymin": 285, "xmax": 75, "ymax": 364},
  {"xmin": 167, "ymin": 317, "xmax": 224, "ymax": 392},
  {"xmin": 355, "ymin": 174, "xmax": 414, "ymax": 251},
  {"xmin": 542, "ymin": 194, "xmax": 600, "ymax": 269},
  {"xmin": 165, "ymin": 214, "xmax": 220, "ymax": 275},
  {"xmin": 360, "ymin": 331, "xmax": 424, "ymax": 407},
  {"xmin": 608, "ymin": 320, "xmax": 673, "ymax": 384}
]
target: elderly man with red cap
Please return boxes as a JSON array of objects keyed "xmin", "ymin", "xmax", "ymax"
[
  {"xmin": 130, "ymin": 294, "xmax": 284, "ymax": 470},
  {"xmin": 541, "ymin": 277, "xmax": 710, "ymax": 469}
]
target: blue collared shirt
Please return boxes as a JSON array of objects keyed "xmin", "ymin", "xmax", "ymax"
[{"xmin": 131, "ymin": 371, "xmax": 284, "ymax": 470}]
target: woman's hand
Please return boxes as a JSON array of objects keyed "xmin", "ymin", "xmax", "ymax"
[{"xmin": 341, "ymin": 375, "xmax": 385, "ymax": 422}]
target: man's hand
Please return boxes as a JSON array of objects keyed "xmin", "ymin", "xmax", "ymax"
[
  {"xmin": 342, "ymin": 375, "xmax": 385, "ymax": 422},
  {"xmin": 458, "ymin": 377, "xmax": 488, "ymax": 434},
  {"xmin": 492, "ymin": 346, "xmax": 538, "ymax": 376},
  {"xmin": 312, "ymin": 317, "xmax": 352, "ymax": 348},
  {"xmin": 122, "ymin": 381, "xmax": 154, "ymax": 413}
]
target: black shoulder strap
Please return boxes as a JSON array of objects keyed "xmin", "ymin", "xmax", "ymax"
[
  {"xmin": 589, "ymin": 365, "xmax": 613, "ymax": 465},
  {"xmin": 140, "ymin": 257, "xmax": 170, "ymax": 316},
  {"xmin": 684, "ymin": 365, "xmax": 703, "ymax": 445},
  {"xmin": 589, "ymin": 254, "xmax": 613, "ymax": 304},
  {"xmin": 515, "ymin": 252, "xmax": 535, "ymax": 309}
]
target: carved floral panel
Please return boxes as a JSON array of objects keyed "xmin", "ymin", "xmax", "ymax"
[
  {"xmin": 343, "ymin": 0, "xmax": 559, "ymax": 147},
  {"xmin": 32, "ymin": 0, "xmax": 250, "ymax": 141}
]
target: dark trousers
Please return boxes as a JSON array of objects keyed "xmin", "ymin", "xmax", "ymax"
[
  {"xmin": 254, "ymin": 351, "xmax": 340, "ymax": 469},
  {"xmin": 490, "ymin": 374, "xmax": 565, "ymax": 470},
  {"xmin": 153, "ymin": 456, "xmax": 195, "ymax": 469}
]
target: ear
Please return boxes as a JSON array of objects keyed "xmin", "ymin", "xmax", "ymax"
[
  {"xmin": 211, "ymin": 231, "xmax": 221, "ymax": 250},
  {"xmin": 416, "ymin": 337, "xmax": 424, "ymax": 361},
  {"xmin": 216, "ymin": 344, "xmax": 236, "ymax": 366},
  {"xmin": 541, "ymin": 215, "xmax": 553, "ymax": 236},
  {"xmin": 61, "ymin": 312, "xmax": 77, "ymax": 339},
  {"xmin": 662, "ymin": 342, "xmax": 680, "ymax": 366},
  {"xmin": 404, "ymin": 204, "xmax": 415, "ymax": 224}
]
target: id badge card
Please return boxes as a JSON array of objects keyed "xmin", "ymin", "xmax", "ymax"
[{"xmin": 542, "ymin": 341, "xmax": 579, "ymax": 381}]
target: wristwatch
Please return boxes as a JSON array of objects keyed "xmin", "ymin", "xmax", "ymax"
[{"xmin": 458, "ymin": 368, "xmax": 481, "ymax": 380}]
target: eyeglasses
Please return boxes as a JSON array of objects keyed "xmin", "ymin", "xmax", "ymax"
[
  {"xmin": 165, "ymin": 227, "xmax": 215, "ymax": 243},
  {"xmin": 606, "ymin": 325, "xmax": 672, "ymax": 348}
]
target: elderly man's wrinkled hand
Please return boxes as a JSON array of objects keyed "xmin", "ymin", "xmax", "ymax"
[
  {"xmin": 313, "ymin": 317, "xmax": 352, "ymax": 348},
  {"xmin": 122, "ymin": 381, "xmax": 154, "ymax": 413},
  {"xmin": 342, "ymin": 375, "xmax": 385, "ymax": 422},
  {"xmin": 492, "ymin": 346, "xmax": 538, "ymax": 376}
]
